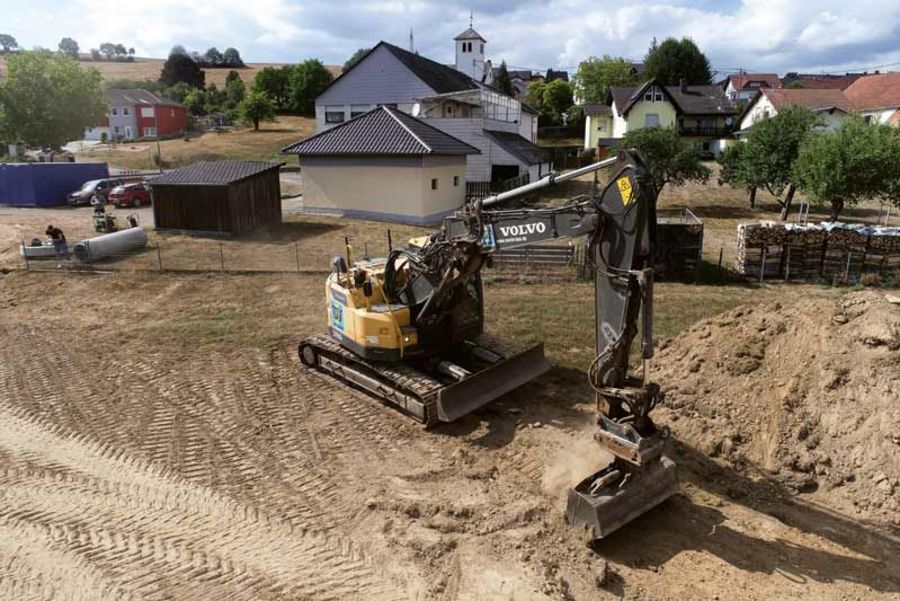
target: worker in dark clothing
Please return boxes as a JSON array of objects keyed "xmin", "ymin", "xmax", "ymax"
[{"xmin": 46, "ymin": 225, "xmax": 68, "ymax": 267}]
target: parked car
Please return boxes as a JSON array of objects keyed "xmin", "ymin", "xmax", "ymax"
[
  {"xmin": 109, "ymin": 183, "xmax": 151, "ymax": 208},
  {"xmin": 67, "ymin": 178, "xmax": 125, "ymax": 206}
]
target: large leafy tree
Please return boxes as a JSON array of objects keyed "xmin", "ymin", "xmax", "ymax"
[
  {"xmin": 643, "ymin": 37, "xmax": 712, "ymax": 86},
  {"xmin": 225, "ymin": 72, "xmax": 246, "ymax": 107},
  {"xmin": 222, "ymin": 47, "xmax": 244, "ymax": 67},
  {"xmin": 730, "ymin": 106, "xmax": 820, "ymax": 219},
  {"xmin": 58, "ymin": 37, "xmax": 79, "ymax": 59},
  {"xmin": 239, "ymin": 90, "xmax": 276, "ymax": 130},
  {"xmin": 99, "ymin": 42, "xmax": 117, "ymax": 60},
  {"xmin": 0, "ymin": 51, "xmax": 106, "ymax": 148},
  {"xmin": 285, "ymin": 59, "xmax": 333, "ymax": 115},
  {"xmin": 254, "ymin": 66, "xmax": 290, "ymax": 110},
  {"xmin": 494, "ymin": 61, "xmax": 515, "ymax": 96},
  {"xmin": 159, "ymin": 52, "xmax": 205, "ymax": 88},
  {"xmin": 526, "ymin": 79, "xmax": 573, "ymax": 125},
  {"xmin": 573, "ymin": 55, "xmax": 637, "ymax": 104},
  {"xmin": 794, "ymin": 116, "xmax": 900, "ymax": 220},
  {"xmin": 0, "ymin": 34, "xmax": 18, "ymax": 53},
  {"xmin": 620, "ymin": 126, "xmax": 710, "ymax": 195},
  {"xmin": 204, "ymin": 47, "xmax": 223, "ymax": 66},
  {"xmin": 342, "ymin": 48, "xmax": 370, "ymax": 73}
]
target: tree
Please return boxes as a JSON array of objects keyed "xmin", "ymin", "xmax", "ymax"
[
  {"xmin": 254, "ymin": 66, "xmax": 290, "ymax": 110},
  {"xmin": 222, "ymin": 47, "xmax": 244, "ymax": 67},
  {"xmin": 128, "ymin": 47, "xmax": 135, "ymax": 58},
  {"xmin": 0, "ymin": 51, "xmax": 106, "ymax": 148},
  {"xmin": 239, "ymin": 90, "xmax": 276, "ymax": 130},
  {"xmin": 58, "ymin": 37, "xmax": 79, "ymax": 59},
  {"xmin": 164, "ymin": 81, "xmax": 193, "ymax": 103},
  {"xmin": 159, "ymin": 53, "xmax": 205, "ymax": 88},
  {"xmin": 541, "ymin": 79, "xmax": 574, "ymax": 124},
  {"xmin": 170, "ymin": 45, "xmax": 187, "ymax": 57},
  {"xmin": 99, "ymin": 42, "xmax": 117, "ymax": 60},
  {"xmin": 182, "ymin": 88, "xmax": 206, "ymax": 115},
  {"xmin": 285, "ymin": 59, "xmax": 333, "ymax": 115},
  {"xmin": 643, "ymin": 37, "xmax": 712, "ymax": 86},
  {"xmin": 225, "ymin": 72, "xmax": 245, "ymax": 107},
  {"xmin": 524, "ymin": 80, "xmax": 546, "ymax": 113},
  {"xmin": 90, "ymin": 48, "xmax": 101, "ymax": 61},
  {"xmin": 495, "ymin": 61, "xmax": 514, "ymax": 96},
  {"xmin": 114, "ymin": 43, "xmax": 127, "ymax": 59},
  {"xmin": 734, "ymin": 106, "xmax": 820, "ymax": 219},
  {"xmin": 204, "ymin": 47, "xmax": 222, "ymax": 66},
  {"xmin": 0, "ymin": 34, "xmax": 18, "ymax": 53},
  {"xmin": 794, "ymin": 116, "xmax": 898, "ymax": 220},
  {"xmin": 342, "ymin": 48, "xmax": 370, "ymax": 73},
  {"xmin": 574, "ymin": 55, "xmax": 638, "ymax": 104},
  {"xmin": 620, "ymin": 126, "xmax": 710, "ymax": 195}
]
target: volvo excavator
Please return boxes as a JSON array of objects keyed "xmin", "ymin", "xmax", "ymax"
[{"xmin": 299, "ymin": 150, "xmax": 677, "ymax": 538}]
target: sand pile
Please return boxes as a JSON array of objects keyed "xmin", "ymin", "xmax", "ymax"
[{"xmin": 653, "ymin": 290, "xmax": 900, "ymax": 528}]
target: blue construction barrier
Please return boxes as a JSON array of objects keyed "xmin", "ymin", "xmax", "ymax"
[{"xmin": 0, "ymin": 162, "xmax": 110, "ymax": 207}]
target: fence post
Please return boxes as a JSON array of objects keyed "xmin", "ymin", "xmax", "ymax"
[
  {"xmin": 219, "ymin": 241, "xmax": 225, "ymax": 272},
  {"xmin": 759, "ymin": 246, "xmax": 767, "ymax": 283},
  {"xmin": 156, "ymin": 244, "xmax": 163, "ymax": 271},
  {"xmin": 844, "ymin": 251, "xmax": 852, "ymax": 284},
  {"xmin": 295, "ymin": 242, "xmax": 300, "ymax": 273},
  {"xmin": 717, "ymin": 247, "xmax": 723, "ymax": 278}
]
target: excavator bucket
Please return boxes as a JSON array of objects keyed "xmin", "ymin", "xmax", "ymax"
[
  {"xmin": 435, "ymin": 341, "xmax": 550, "ymax": 422},
  {"xmin": 566, "ymin": 455, "xmax": 678, "ymax": 539}
]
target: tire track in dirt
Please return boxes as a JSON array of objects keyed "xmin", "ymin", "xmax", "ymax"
[{"xmin": 0, "ymin": 405, "xmax": 406, "ymax": 600}]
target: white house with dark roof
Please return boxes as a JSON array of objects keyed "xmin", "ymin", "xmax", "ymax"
[
  {"xmin": 283, "ymin": 106, "xmax": 479, "ymax": 224},
  {"xmin": 313, "ymin": 29, "xmax": 548, "ymax": 188}
]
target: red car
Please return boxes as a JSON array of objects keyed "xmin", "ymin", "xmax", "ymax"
[{"xmin": 109, "ymin": 183, "xmax": 151, "ymax": 208}]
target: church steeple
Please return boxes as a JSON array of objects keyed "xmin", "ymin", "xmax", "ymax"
[{"xmin": 454, "ymin": 16, "xmax": 486, "ymax": 80}]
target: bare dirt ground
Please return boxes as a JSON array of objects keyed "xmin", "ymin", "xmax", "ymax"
[{"xmin": 1, "ymin": 266, "xmax": 899, "ymax": 601}]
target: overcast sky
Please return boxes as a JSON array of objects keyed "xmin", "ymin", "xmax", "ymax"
[{"xmin": 3, "ymin": 0, "xmax": 900, "ymax": 77}]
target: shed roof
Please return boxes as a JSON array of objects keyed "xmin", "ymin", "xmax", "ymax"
[
  {"xmin": 107, "ymin": 88, "xmax": 183, "ymax": 108},
  {"xmin": 583, "ymin": 103, "xmax": 613, "ymax": 117},
  {"xmin": 483, "ymin": 130, "xmax": 549, "ymax": 165},
  {"xmin": 281, "ymin": 106, "xmax": 480, "ymax": 156},
  {"xmin": 844, "ymin": 72, "xmax": 900, "ymax": 111},
  {"xmin": 149, "ymin": 161, "xmax": 283, "ymax": 186}
]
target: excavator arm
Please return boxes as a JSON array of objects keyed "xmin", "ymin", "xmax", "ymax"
[{"xmin": 384, "ymin": 150, "xmax": 676, "ymax": 538}]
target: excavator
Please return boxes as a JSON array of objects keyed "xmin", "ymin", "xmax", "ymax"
[{"xmin": 299, "ymin": 149, "xmax": 677, "ymax": 538}]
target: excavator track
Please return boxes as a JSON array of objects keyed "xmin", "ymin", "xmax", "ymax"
[{"xmin": 299, "ymin": 333, "xmax": 548, "ymax": 426}]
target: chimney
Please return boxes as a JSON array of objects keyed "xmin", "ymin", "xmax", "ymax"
[{"xmin": 679, "ymin": 78, "xmax": 687, "ymax": 93}]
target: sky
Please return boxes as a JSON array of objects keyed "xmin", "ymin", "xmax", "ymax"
[{"xmin": 2, "ymin": 0, "xmax": 900, "ymax": 77}]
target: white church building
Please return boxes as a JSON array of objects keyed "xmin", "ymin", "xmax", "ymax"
[{"xmin": 311, "ymin": 25, "xmax": 549, "ymax": 188}]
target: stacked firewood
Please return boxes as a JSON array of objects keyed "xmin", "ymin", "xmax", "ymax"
[{"xmin": 735, "ymin": 221, "xmax": 900, "ymax": 280}]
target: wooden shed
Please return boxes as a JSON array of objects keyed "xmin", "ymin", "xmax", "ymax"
[{"xmin": 150, "ymin": 161, "xmax": 283, "ymax": 235}]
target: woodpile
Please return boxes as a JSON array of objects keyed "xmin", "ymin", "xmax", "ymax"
[{"xmin": 735, "ymin": 221, "xmax": 900, "ymax": 281}]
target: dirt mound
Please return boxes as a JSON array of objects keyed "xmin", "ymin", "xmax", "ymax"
[{"xmin": 654, "ymin": 290, "xmax": 900, "ymax": 529}]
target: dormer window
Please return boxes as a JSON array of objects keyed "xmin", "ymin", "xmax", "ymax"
[{"xmin": 654, "ymin": 91, "xmax": 663, "ymax": 101}]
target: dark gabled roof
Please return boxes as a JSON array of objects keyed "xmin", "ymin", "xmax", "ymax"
[
  {"xmin": 611, "ymin": 79, "xmax": 737, "ymax": 116},
  {"xmin": 315, "ymin": 41, "xmax": 479, "ymax": 103},
  {"xmin": 454, "ymin": 27, "xmax": 486, "ymax": 42},
  {"xmin": 545, "ymin": 69, "xmax": 569, "ymax": 82},
  {"xmin": 665, "ymin": 85, "xmax": 738, "ymax": 115},
  {"xmin": 107, "ymin": 88, "xmax": 183, "ymax": 108},
  {"xmin": 492, "ymin": 67, "xmax": 533, "ymax": 81},
  {"xmin": 483, "ymin": 130, "xmax": 548, "ymax": 165},
  {"xmin": 583, "ymin": 103, "xmax": 612, "ymax": 117},
  {"xmin": 149, "ymin": 161, "xmax": 283, "ymax": 186},
  {"xmin": 281, "ymin": 106, "xmax": 480, "ymax": 157},
  {"xmin": 382, "ymin": 42, "xmax": 479, "ymax": 94}
]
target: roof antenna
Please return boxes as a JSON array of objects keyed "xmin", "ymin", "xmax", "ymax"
[
  {"xmin": 409, "ymin": 28, "xmax": 414, "ymax": 52},
  {"xmin": 470, "ymin": 10, "xmax": 474, "ymax": 28}
]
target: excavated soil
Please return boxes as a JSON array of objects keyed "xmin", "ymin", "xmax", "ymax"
[
  {"xmin": 1, "ymin": 270, "xmax": 899, "ymax": 600},
  {"xmin": 654, "ymin": 291, "xmax": 900, "ymax": 531}
]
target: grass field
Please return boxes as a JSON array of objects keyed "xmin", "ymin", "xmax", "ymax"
[
  {"xmin": 74, "ymin": 115, "xmax": 316, "ymax": 169},
  {"xmin": 0, "ymin": 55, "xmax": 340, "ymax": 88}
]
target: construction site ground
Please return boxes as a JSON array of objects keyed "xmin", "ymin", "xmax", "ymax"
[{"xmin": 1, "ymin": 199, "xmax": 899, "ymax": 600}]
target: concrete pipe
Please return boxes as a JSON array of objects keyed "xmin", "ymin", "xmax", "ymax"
[{"xmin": 74, "ymin": 227, "xmax": 148, "ymax": 263}]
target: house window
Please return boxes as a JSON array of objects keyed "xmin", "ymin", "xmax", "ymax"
[
  {"xmin": 112, "ymin": 108, "xmax": 118, "ymax": 115},
  {"xmin": 645, "ymin": 113, "xmax": 660, "ymax": 127},
  {"xmin": 114, "ymin": 126, "xmax": 120, "ymax": 133},
  {"xmin": 325, "ymin": 109, "xmax": 345, "ymax": 123},
  {"xmin": 644, "ymin": 91, "xmax": 653, "ymax": 102},
  {"xmin": 350, "ymin": 105, "xmax": 369, "ymax": 118},
  {"xmin": 654, "ymin": 91, "xmax": 663, "ymax": 101},
  {"xmin": 141, "ymin": 107, "xmax": 155, "ymax": 118},
  {"xmin": 480, "ymin": 43, "xmax": 483, "ymax": 53},
  {"xmin": 123, "ymin": 107, "xmax": 130, "ymax": 115},
  {"xmin": 864, "ymin": 115, "xmax": 873, "ymax": 123},
  {"xmin": 431, "ymin": 178, "xmax": 438, "ymax": 190},
  {"xmin": 453, "ymin": 176, "xmax": 459, "ymax": 187},
  {"xmin": 143, "ymin": 127, "xmax": 156, "ymax": 137}
]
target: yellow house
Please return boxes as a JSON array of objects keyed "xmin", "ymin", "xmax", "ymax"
[
  {"xmin": 282, "ymin": 106, "xmax": 480, "ymax": 225},
  {"xmin": 585, "ymin": 79, "xmax": 739, "ymax": 157},
  {"xmin": 583, "ymin": 104, "xmax": 614, "ymax": 149}
]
